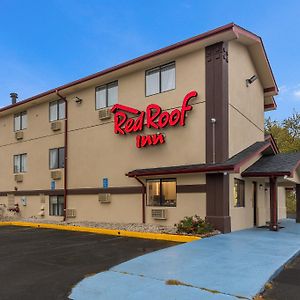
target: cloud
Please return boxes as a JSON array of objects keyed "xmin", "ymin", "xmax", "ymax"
[{"xmin": 293, "ymin": 90, "xmax": 300, "ymax": 98}]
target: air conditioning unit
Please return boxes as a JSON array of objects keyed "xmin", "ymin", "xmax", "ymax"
[
  {"xmin": 51, "ymin": 170, "xmax": 62, "ymax": 180},
  {"xmin": 15, "ymin": 131, "xmax": 24, "ymax": 140},
  {"xmin": 51, "ymin": 121, "xmax": 61, "ymax": 131},
  {"xmin": 14, "ymin": 174, "xmax": 23, "ymax": 183},
  {"xmin": 66, "ymin": 208, "xmax": 76, "ymax": 218},
  {"xmin": 151, "ymin": 209, "xmax": 167, "ymax": 220},
  {"xmin": 99, "ymin": 108, "xmax": 111, "ymax": 120},
  {"xmin": 98, "ymin": 193, "xmax": 111, "ymax": 203}
]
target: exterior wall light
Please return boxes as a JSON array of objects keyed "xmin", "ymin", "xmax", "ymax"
[
  {"xmin": 246, "ymin": 75, "xmax": 257, "ymax": 87},
  {"xmin": 73, "ymin": 96, "xmax": 83, "ymax": 104}
]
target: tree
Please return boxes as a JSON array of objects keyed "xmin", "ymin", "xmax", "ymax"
[
  {"xmin": 265, "ymin": 111, "xmax": 300, "ymax": 153},
  {"xmin": 265, "ymin": 111, "xmax": 300, "ymax": 215}
]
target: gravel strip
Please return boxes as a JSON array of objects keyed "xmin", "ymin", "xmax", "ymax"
[{"xmin": 0, "ymin": 216, "xmax": 220, "ymax": 237}]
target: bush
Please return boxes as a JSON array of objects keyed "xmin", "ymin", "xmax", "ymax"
[{"xmin": 175, "ymin": 215, "xmax": 214, "ymax": 235}]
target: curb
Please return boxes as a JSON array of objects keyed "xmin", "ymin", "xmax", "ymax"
[{"xmin": 0, "ymin": 221, "xmax": 200, "ymax": 243}]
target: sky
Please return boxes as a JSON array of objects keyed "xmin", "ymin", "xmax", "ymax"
[{"xmin": 0, "ymin": 0, "xmax": 299, "ymax": 121}]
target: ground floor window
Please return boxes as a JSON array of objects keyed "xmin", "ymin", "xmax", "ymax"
[
  {"xmin": 146, "ymin": 178, "xmax": 176, "ymax": 207},
  {"xmin": 233, "ymin": 178, "xmax": 245, "ymax": 207},
  {"xmin": 49, "ymin": 195, "xmax": 64, "ymax": 216}
]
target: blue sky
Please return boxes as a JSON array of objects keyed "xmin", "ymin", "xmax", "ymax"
[{"xmin": 0, "ymin": 0, "xmax": 299, "ymax": 121}]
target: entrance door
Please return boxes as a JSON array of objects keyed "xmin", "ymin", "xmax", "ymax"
[{"xmin": 253, "ymin": 182, "xmax": 257, "ymax": 226}]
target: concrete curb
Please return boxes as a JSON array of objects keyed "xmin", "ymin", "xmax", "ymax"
[{"xmin": 0, "ymin": 221, "xmax": 201, "ymax": 243}]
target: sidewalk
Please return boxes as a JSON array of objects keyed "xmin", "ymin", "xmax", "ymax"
[{"xmin": 70, "ymin": 219, "xmax": 300, "ymax": 300}]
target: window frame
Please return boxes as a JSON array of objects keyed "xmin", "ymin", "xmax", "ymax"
[
  {"xmin": 146, "ymin": 178, "xmax": 177, "ymax": 207},
  {"xmin": 49, "ymin": 99, "xmax": 65, "ymax": 122},
  {"xmin": 14, "ymin": 111, "xmax": 27, "ymax": 131},
  {"xmin": 49, "ymin": 195, "xmax": 65, "ymax": 216},
  {"xmin": 145, "ymin": 62, "xmax": 176, "ymax": 97},
  {"xmin": 233, "ymin": 178, "xmax": 245, "ymax": 208},
  {"xmin": 13, "ymin": 153, "xmax": 27, "ymax": 173},
  {"xmin": 95, "ymin": 81, "xmax": 118, "ymax": 110},
  {"xmin": 49, "ymin": 147, "xmax": 65, "ymax": 169}
]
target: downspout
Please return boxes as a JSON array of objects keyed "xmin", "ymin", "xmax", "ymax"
[
  {"xmin": 55, "ymin": 90, "xmax": 68, "ymax": 221},
  {"xmin": 134, "ymin": 176, "xmax": 146, "ymax": 223}
]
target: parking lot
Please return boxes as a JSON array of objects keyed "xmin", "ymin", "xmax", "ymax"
[{"xmin": 0, "ymin": 226, "xmax": 177, "ymax": 300}]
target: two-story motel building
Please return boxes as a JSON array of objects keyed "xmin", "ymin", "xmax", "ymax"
[{"xmin": 1, "ymin": 23, "xmax": 300, "ymax": 233}]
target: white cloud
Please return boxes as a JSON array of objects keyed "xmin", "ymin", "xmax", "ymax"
[{"xmin": 293, "ymin": 90, "xmax": 300, "ymax": 98}]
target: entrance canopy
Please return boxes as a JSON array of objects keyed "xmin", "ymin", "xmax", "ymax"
[{"xmin": 242, "ymin": 152, "xmax": 300, "ymax": 182}]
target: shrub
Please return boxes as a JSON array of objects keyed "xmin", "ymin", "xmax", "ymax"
[{"xmin": 175, "ymin": 215, "xmax": 214, "ymax": 235}]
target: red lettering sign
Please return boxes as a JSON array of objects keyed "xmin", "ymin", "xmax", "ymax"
[{"xmin": 111, "ymin": 91, "xmax": 197, "ymax": 148}]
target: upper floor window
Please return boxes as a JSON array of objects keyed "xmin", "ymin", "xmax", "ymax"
[
  {"xmin": 146, "ymin": 178, "xmax": 177, "ymax": 207},
  {"xmin": 14, "ymin": 111, "xmax": 27, "ymax": 131},
  {"xmin": 49, "ymin": 147, "xmax": 65, "ymax": 169},
  {"xmin": 49, "ymin": 99, "xmax": 65, "ymax": 122},
  {"xmin": 14, "ymin": 153, "xmax": 27, "ymax": 173},
  {"xmin": 233, "ymin": 178, "xmax": 245, "ymax": 207},
  {"xmin": 96, "ymin": 81, "xmax": 118, "ymax": 109},
  {"xmin": 146, "ymin": 62, "xmax": 175, "ymax": 96}
]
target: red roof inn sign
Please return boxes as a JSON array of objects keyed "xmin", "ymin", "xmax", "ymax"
[{"xmin": 111, "ymin": 91, "xmax": 197, "ymax": 148}]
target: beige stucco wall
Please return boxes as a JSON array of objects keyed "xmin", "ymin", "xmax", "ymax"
[
  {"xmin": 0, "ymin": 49, "xmax": 207, "ymax": 225},
  {"xmin": 228, "ymin": 40, "xmax": 265, "ymax": 157},
  {"xmin": 229, "ymin": 174, "xmax": 269, "ymax": 231}
]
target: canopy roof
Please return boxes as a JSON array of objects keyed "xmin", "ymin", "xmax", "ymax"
[
  {"xmin": 127, "ymin": 140, "xmax": 274, "ymax": 177},
  {"xmin": 242, "ymin": 152, "xmax": 300, "ymax": 177}
]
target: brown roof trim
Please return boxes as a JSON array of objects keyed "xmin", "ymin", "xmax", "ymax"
[
  {"xmin": 0, "ymin": 23, "xmax": 234, "ymax": 113},
  {"xmin": 265, "ymin": 134, "xmax": 280, "ymax": 154},
  {"xmin": 233, "ymin": 142, "xmax": 273, "ymax": 172},
  {"xmin": 264, "ymin": 87, "xmax": 277, "ymax": 93},
  {"xmin": 242, "ymin": 171, "xmax": 291, "ymax": 178},
  {"xmin": 127, "ymin": 164, "xmax": 235, "ymax": 177},
  {"xmin": 1, "ymin": 23, "xmax": 277, "ymax": 113}
]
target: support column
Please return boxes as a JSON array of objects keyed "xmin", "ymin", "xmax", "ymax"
[
  {"xmin": 205, "ymin": 42, "xmax": 230, "ymax": 233},
  {"xmin": 206, "ymin": 173, "xmax": 231, "ymax": 233},
  {"xmin": 269, "ymin": 177, "xmax": 278, "ymax": 231},
  {"xmin": 296, "ymin": 184, "xmax": 300, "ymax": 223}
]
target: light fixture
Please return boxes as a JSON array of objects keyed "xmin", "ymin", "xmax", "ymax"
[
  {"xmin": 259, "ymin": 184, "xmax": 263, "ymax": 190},
  {"xmin": 73, "ymin": 96, "xmax": 83, "ymax": 104},
  {"xmin": 246, "ymin": 75, "xmax": 257, "ymax": 87}
]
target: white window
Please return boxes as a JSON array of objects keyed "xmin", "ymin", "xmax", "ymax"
[
  {"xmin": 96, "ymin": 81, "xmax": 118, "ymax": 109},
  {"xmin": 146, "ymin": 178, "xmax": 177, "ymax": 207},
  {"xmin": 49, "ymin": 195, "xmax": 64, "ymax": 216},
  {"xmin": 49, "ymin": 100, "xmax": 65, "ymax": 121},
  {"xmin": 14, "ymin": 153, "xmax": 27, "ymax": 173},
  {"xmin": 14, "ymin": 111, "xmax": 27, "ymax": 131},
  {"xmin": 146, "ymin": 62, "xmax": 175, "ymax": 96},
  {"xmin": 49, "ymin": 147, "xmax": 64, "ymax": 169}
]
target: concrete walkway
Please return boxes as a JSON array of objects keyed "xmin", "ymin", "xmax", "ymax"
[{"xmin": 70, "ymin": 219, "xmax": 300, "ymax": 300}]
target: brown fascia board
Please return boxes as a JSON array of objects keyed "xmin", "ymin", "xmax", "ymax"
[
  {"xmin": 242, "ymin": 171, "xmax": 291, "ymax": 178},
  {"xmin": 264, "ymin": 98, "xmax": 277, "ymax": 111},
  {"xmin": 1, "ymin": 23, "xmax": 277, "ymax": 113},
  {"xmin": 127, "ymin": 142, "xmax": 274, "ymax": 177},
  {"xmin": 233, "ymin": 24, "xmax": 278, "ymax": 95},
  {"xmin": 265, "ymin": 134, "xmax": 280, "ymax": 154},
  {"xmin": 232, "ymin": 142, "xmax": 274, "ymax": 173},
  {"xmin": 126, "ymin": 164, "xmax": 236, "ymax": 177}
]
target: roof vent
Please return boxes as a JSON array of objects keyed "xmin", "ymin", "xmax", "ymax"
[{"xmin": 10, "ymin": 93, "xmax": 18, "ymax": 104}]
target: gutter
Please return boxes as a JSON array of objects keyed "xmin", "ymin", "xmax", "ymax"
[{"xmin": 55, "ymin": 90, "xmax": 68, "ymax": 221}]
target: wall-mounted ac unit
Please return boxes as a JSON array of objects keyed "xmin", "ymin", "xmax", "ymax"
[
  {"xmin": 15, "ymin": 131, "xmax": 24, "ymax": 140},
  {"xmin": 151, "ymin": 209, "xmax": 167, "ymax": 220},
  {"xmin": 99, "ymin": 108, "xmax": 111, "ymax": 120},
  {"xmin": 98, "ymin": 193, "xmax": 111, "ymax": 203},
  {"xmin": 14, "ymin": 174, "xmax": 23, "ymax": 183},
  {"xmin": 51, "ymin": 121, "xmax": 61, "ymax": 131},
  {"xmin": 51, "ymin": 170, "xmax": 62, "ymax": 180},
  {"xmin": 66, "ymin": 208, "xmax": 76, "ymax": 218}
]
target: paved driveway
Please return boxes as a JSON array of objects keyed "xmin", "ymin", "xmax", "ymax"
[
  {"xmin": 71, "ymin": 219, "xmax": 300, "ymax": 300},
  {"xmin": 0, "ymin": 226, "xmax": 176, "ymax": 300}
]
